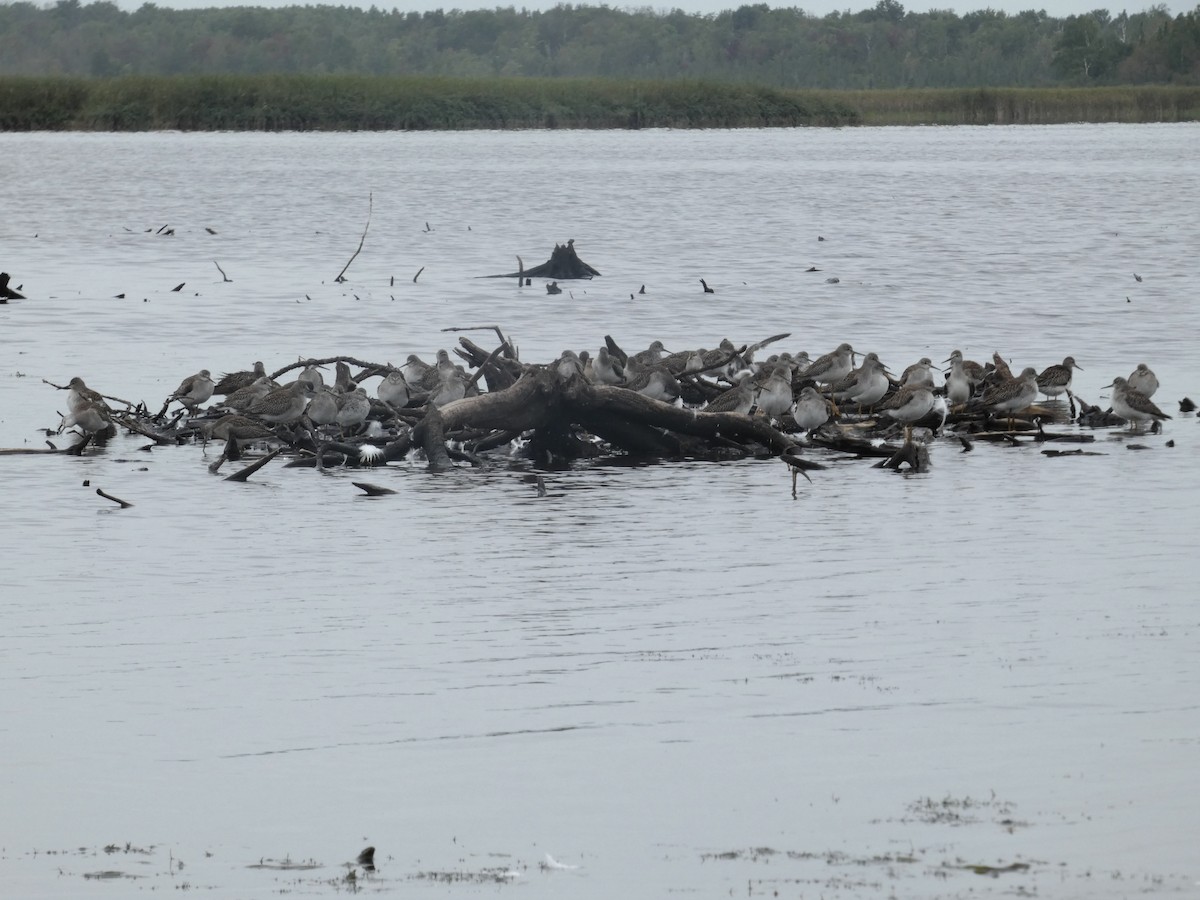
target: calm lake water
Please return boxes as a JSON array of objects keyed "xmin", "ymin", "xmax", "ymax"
[{"xmin": 1, "ymin": 125, "xmax": 1198, "ymax": 898}]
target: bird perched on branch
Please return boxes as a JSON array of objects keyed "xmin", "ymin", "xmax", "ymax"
[
  {"xmin": 59, "ymin": 400, "xmax": 113, "ymax": 437},
  {"xmin": 791, "ymin": 386, "xmax": 832, "ymax": 435},
  {"xmin": 66, "ymin": 376, "xmax": 107, "ymax": 413},
  {"xmin": 804, "ymin": 343, "xmax": 857, "ymax": 386},
  {"xmin": 335, "ymin": 385, "xmax": 371, "ymax": 432},
  {"xmin": 977, "ymin": 366, "xmax": 1039, "ymax": 427},
  {"xmin": 1036, "ymin": 356, "xmax": 1081, "ymax": 400},
  {"xmin": 704, "ymin": 372, "xmax": 757, "ymax": 415},
  {"xmin": 377, "ymin": 370, "xmax": 412, "ymax": 408},
  {"xmin": 169, "ymin": 369, "xmax": 215, "ymax": 410},
  {"xmin": 213, "ymin": 361, "xmax": 267, "ymax": 396},
  {"xmin": 246, "ymin": 380, "xmax": 317, "ymax": 424},
  {"xmin": 829, "ymin": 352, "xmax": 889, "ymax": 409},
  {"xmin": 221, "ymin": 376, "xmax": 274, "ymax": 411}
]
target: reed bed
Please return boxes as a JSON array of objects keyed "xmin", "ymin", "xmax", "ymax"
[
  {"xmin": 2, "ymin": 77, "xmax": 1197, "ymax": 131},
  {"xmin": 844, "ymin": 86, "xmax": 1200, "ymax": 125},
  {"xmin": 0, "ymin": 75, "xmax": 855, "ymax": 130}
]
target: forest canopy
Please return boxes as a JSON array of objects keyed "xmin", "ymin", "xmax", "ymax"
[{"xmin": 0, "ymin": 1, "xmax": 1197, "ymax": 88}]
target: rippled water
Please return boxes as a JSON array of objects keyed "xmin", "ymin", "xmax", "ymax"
[{"xmin": 1, "ymin": 125, "xmax": 1198, "ymax": 898}]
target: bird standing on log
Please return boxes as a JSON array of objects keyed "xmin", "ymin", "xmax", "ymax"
[
  {"xmin": 1107, "ymin": 376, "xmax": 1170, "ymax": 432},
  {"xmin": 169, "ymin": 369, "xmax": 215, "ymax": 410},
  {"xmin": 1037, "ymin": 356, "xmax": 1081, "ymax": 400},
  {"xmin": 214, "ymin": 361, "xmax": 267, "ymax": 396}
]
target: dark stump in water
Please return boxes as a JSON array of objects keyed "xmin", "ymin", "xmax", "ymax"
[
  {"xmin": 0, "ymin": 272, "xmax": 25, "ymax": 300},
  {"xmin": 491, "ymin": 239, "xmax": 601, "ymax": 280}
]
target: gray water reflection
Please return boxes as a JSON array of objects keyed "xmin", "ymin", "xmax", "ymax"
[{"xmin": 1, "ymin": 125, "xmax": 1199, "ymax": 898}]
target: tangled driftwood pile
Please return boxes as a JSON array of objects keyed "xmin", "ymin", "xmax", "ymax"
[{"xmin": 24, "ymin": 329, "xmax": 1172, "ymax": 493}]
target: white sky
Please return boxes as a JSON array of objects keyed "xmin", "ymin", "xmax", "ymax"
[{"xmin": 113, "ymin": 1, "xmax": 1187, "ymax": 19}]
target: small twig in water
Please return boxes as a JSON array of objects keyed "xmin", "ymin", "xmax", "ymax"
[
  {"xmin": 413, "ymin": 266, "xmax": 424, "ymax": 283},
  {"xmin": 335, "ymin": 193, "xmax": 373, "ymax": 283},
  {"xmin": 213, "ymin": 260, "xmax": 232, "ymax": 282}
]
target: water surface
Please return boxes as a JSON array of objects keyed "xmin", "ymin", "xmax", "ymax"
[{"xmin": 1, "ymin": 125, "xmax": 1198, "ymax": 898}]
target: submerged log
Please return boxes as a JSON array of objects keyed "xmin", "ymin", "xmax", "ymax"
[{"xmin": 490, "ymin": 239, "xmax": 600, "ymax": 280}]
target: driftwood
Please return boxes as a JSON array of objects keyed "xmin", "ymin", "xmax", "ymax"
[
  {"xmin": 224, "ymin": 448, "xmax": 281, "ymax": 482},
  {"xmin": 353, "ymin": 482, "xmax": 396, "ymax": 496},
  {"xmin": 490, "ymin": 239, "xmax": 600, "ymax": 280},
  {"xmin": 36, "ymin": 329, "xmax": 1152, "ymax": 496},
  {"xmin": 412, "ymin": 403, "xmax": 454, "ymax": 472},
  {"xmin": 96, "ymin": 487, "xmax": 133, "ymax": 508}
]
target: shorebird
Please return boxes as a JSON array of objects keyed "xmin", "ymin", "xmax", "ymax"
[
  {"xmin": 298, "ymin": 363, "xmax": 325, "ymax": 390},
  {"xmin": 1037, "ymin": 356, "xmax": 1081, "ymax": 399},
  {"xmin": 878, "ymin": 384, "xmax": 936, "ymax": 440},
  {"xmin": 944, "ymin": 350, "xmax": 985, "ymax": 390},
  {"xmin": 1126, "ymin": 363, "xmax": 1159, "ymax": 398},
  {"xmin": 803, "ymin": 343, "xmax": 856, "ymax": 386},
  {"xmin": 246, "ymin": 380, "xmax": 317, "ymax": 424},
  {"xmin": 1107, "ymin": 376, "xmax": 1171, "ymax": 431},
  {"xmin": 829, "ymin": 352, "xmax": 890, "ymax": 408},
  {"xmin": 66, "ymin": 376, "xmax": 106, "ymax": 413},
  {"xmin": 991, "ymin": 351, "xmax": 1014, "ymax": 382},
  {"xmin": 377, "ymin": 370, "xmax": 411, "ymax": 407},
  {"xmin": 755, "ymin": 364, "xmax": 796, "ymax": 420},
  {"xmin": 305, "ymin": 386, "xmax": 340, "ymax": 427},
  {"xmin": 333, "ymin": 361, "xmax": 354, "ymax": 393},
  {"xmin": 169, "ymin": 369, "xmax": 215, "ymax": 410},
  {"xmin": 401, "ymin": 354, "xmax": 433, "ymax": 386},
  {"xmin": 704, "ymin": 373, "xmax": 757, "ymax": 415},
  {"xmin": 222, "ymin": 375, "xmax": 274, "ymax": 411},
  {"xmin": 589, "ymin": 347, "xmax": 624, "ymax": 385},
  {"xmin": 791, "ymin": 386, "xmax": 832, "ymax": 435},
  {"xmin": 630, "ymin": 340, "xmax": 668, "ymax": 367},
  {"xmin": 213, "ymin": 361, "xmax": 267, "ymax": 396},
  {"xmin": 203, "ymin": 414, "xmax": 275, "ymax": 446},
  {"xmin": 59, "ymin": 400, "xmax": 113, "ymax": 437},
  {"xmin": 431, "ymin": 367, "xmax": 470, "ymax": 407},
  {"xmin": 662, "ymin": 349, "xmax": 704, "ymax": 376},
  {"xmin": 698, "ymin": 344, "xmax": 744, "ymax": 380},
  {"xmin": 900, "ymin": 357, "xmax": 936, "ymax": 389},
  {"xmin": 554, "ymin": 350, "xmax": 585, "ymax": 380},
  {"xmin": 335, "ymin": 386, "xmax": 371, "ymax": 432},
  {"xmin": 625, "ymin": 366, "xmax": 681, "ymax": 403},
  {"xmin": 979, "ymin": 366, "xmax": 1039, "ymax": 427},
  {"xmin": 943, "ymin": 352, "xmax": 973, "ymax": 406},
  {"xmin": 421, "ymin": 349, "xmax": 460, "ymax": 391}
]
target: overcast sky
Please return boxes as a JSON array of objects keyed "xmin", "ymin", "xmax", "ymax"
[{"xmin": 112, "ymin": 0, "xmax": 1188, "ymax": 19}]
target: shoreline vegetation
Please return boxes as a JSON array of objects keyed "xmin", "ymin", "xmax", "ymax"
[{"xmin": 2, "ymin": 76, "xmax": 1199, "ymax": 131}]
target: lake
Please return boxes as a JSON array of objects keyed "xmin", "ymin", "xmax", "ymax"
[{"xmin": 1, "ymin": 124, "xmax": 1198, "ymax": 898}]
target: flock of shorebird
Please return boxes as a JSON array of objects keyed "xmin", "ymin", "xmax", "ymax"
[{"xmin": 55, "ymin": 339, "xmax": 1172, "ymax": 446}]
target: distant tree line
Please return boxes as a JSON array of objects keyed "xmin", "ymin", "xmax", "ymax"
[{"xmin": 1, "ymin": 0, "xmax": 1197, "ymax": 87}]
